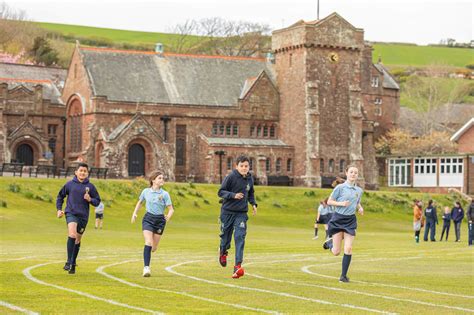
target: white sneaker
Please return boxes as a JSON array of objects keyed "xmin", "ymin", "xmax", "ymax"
[
  {"xmin": 143, "ymin": 266, "xmax": 151, "ymax": 277},
  {"xmin": 312, "ymin": 236, "xmax": 319, "ymax": 240}
]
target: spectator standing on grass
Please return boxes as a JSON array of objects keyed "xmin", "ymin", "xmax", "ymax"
[
  {"xmin": 451, "ymin": 201, "xmax": 464, "ymax": 242},
  {"xmin": 413, "ymin": 200, "xmax": 423, "ymax": 243},
  {"xmin": 467, "ymin": 200, "xmax": 474, "ymax": 246},
  {"xmin": 423, "ymin": 200, "xmax": 438, "ymax": 242},
  {"xmin": 440, "ymin": 206, "xmax": 451, "ymax": 241}
]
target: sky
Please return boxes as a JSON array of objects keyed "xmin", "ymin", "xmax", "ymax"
[{"xmin": 8, "ymin": 0, "xmax": 473, "ymax": 45}]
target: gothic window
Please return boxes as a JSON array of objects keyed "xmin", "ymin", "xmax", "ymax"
[
  {"xmin": 329, "ymin": 159, "xmax": 335, "ymax": 173},
  {"xmin": 212, "ymin": 122, "xmax": 218, "ymax": 135},
  {"xmin": 263, "ymin": 125, "xmax": 268, "ymax": 137},
  {"xmin": 47, "ymin": 124, "xmax": 57, "ymax": 135},
  {"xmin": 339, "ymin": 159, "xmax": 346, "ymax": 173},
  {"xmin": 219, "ymin": 122, "xmax": 225, "ymax": 135},
  {"xmin": 226, "ymin": 123, "xmax": 232, "ymax": 136},
  {"xmin": 287, "ymin": 158, "xmax": 292, "ymax": 172},
  {"xmin": 276, "ymin": 158, "xmax": 282, "ymax": 172},
  {"xmin": 265, "ymin": 158, "xmax": 271, "ymax": 173},
  {"xmin": 257, "ymin": 125, "xmax": 262, "ymax": 137},
  {"xmin": 70, "ymin": 115, "xmax": 82, "ymax": 152},
  {"xmin": 320, "ymin": 158, "xmax": 324, "ymax": 173},
  {"xmin": 249, "ymin": 158, "xmax": 254, "ymax": 171},
  {"xmin": 270, "ymin": 125, "xmax": 275, "ymax": 138},
  {"xmin": 232, "ymin": 123, "xmax": 238, "ymax": 136},
  {"xmin": 227, "ymin": 157, "xmax": 233, "ymax": 170},
  {"xmin": 250, "ymin": 125, "xmax": 255, "ymax": 137}
]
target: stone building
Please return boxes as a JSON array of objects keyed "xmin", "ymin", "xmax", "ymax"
[
  {"xmin": 1, "ymin": 13, "xmax": 400, "ymax": 188},
  {"xmin": 0, "ymin": 63, "xmax": 67, "ymax": 168}
]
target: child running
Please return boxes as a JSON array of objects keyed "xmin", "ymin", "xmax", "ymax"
[
  {"xmin": 323, "ymin": 165, "xmax": 364, "ymax": 283},
  {"xmin": 56, "ymin": 162, "xmax": 101, "ymax": 274},
  {"xmin": 314, "ymin": 198, "xmax": 331, "ymax": 240},
  {"xmin": 218, "ymin": 155, "xmax": 257, "ymax": 279},
  {"xmin": 131, "ymin": 170, "xmax": 174, "ymax": 277}
]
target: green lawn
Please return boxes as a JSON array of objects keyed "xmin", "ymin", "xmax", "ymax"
[{"xmin": 1, "ymin": 177, "xmax": 473, "ymax": 314}]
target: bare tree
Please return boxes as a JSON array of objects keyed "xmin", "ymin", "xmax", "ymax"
[{"xmin": 168, "ymin": 17, "xmax": 271, "ymax": 56}]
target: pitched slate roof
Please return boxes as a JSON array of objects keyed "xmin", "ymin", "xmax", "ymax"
[
  {"xmin": 201, "ymin": 136, "xmax": 291, "ymax": 147},
  {"xmin": 451, "ymin": 117, "xmax": 474, "ymax": 142},
  {"xmin": 0, "ymin": 63, "xmax": 67, "ymax": 104},
  {"xmin": 80, "ymin": 48, "xmax": 275, "ymax": 106},
  {"xmin": 374, "ymin": 63, "xmax": 399, "ymax": 90}
]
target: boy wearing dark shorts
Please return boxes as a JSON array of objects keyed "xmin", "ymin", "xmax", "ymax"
[{"xmin": 56, "ymin": 162, "xmax": 101, "ymax": 274}]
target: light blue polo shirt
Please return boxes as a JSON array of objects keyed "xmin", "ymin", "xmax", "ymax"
[
  {"xmin": 318, "ymin": 204, "xmax": 331, "ymax": 216},
  {"xmin": 139, "ymin": 188, "xmax": 172, "ymax": 215},
  {"xmin": 329, "ymin": 182, "xmax": 363, "ymax": 215}
]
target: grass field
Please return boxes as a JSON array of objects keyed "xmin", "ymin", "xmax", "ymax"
[
  {"xmin": 36, "ymin": 22, "xmax": 474, "ymax": 69},
  {"xmin": 1, "ymin": 177, "xmax": 473, "ymax": 314}
]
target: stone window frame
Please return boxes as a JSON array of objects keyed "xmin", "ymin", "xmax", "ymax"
[
  {"xmin": 250, "ymin": 125, "xmax": 255, "ymax": 137},
  {"xmin": 276, "ymin": 158, "xmax": 282, "ymax": 173},
  {"xmin": 287, "ymin": 158, "xmax": 292, "ymax": 172},
  {"xmin": 371, "ymin": 76, "xmax": 379, "ymax": 88},
  {"xmin": 226, "ymin": 123, "xmax": 232, "ymax": 136},
  {"xmin": 329, "ymin": 159, "xmax": 335, "ymax": 173},
  {"xmin": 320, "ymin": 158, "xmax": 324, "ymax": 173},
  {"xmin": 212, "ymin": 121, "xmax": 219, "ymax": 135},
  {"xmin": 339, "ymin": 159, "xmax": 346, "ymax": 173},
  {"xmin": 219, "ymin": 121, "xmax": 225, "ymax": 135},
  {"xmin": 270, "ymin": 125, "xmax": 276, "ymax": 138},
  {"xmin": 265, "ymin": 157, "xmax": 271, "ymax": 173},
  {"xmin": 227, "ymin": 156, "xmax": 233, "ymax": 170},
  {"xmin": 232, "ymin": 123, "xmax": 239, "ymax": 136},
  {"xmin": 47, "ymin": 124, "xmax": 57, "ymax": 136},
  {"xmin": 249, "ymin": 157, "xmax": 255, "ymax": 171}
]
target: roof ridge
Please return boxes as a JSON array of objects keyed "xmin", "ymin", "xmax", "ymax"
[
  {"xmin": 0, "ymin": 77, "xmax": 52, "ymax": 84},
  {"xmin": 80, "ymin": 47, "xmax": 265, "ymax": 61}
]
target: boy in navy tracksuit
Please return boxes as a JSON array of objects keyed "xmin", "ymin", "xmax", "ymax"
[
  {"xmin": 451, "ymin": 201, "xmax": 464, "ymax": 242},
  {"xmin": 56, "ymin": 163, "xmax": 101, "ymax": 274},
  {"xmin": 218, "ymin": 155, "xmax": 257, "ymax": 279},
  {"xmin": 423, "ymin": 200, "xmax": 438, "ymax": 242}
]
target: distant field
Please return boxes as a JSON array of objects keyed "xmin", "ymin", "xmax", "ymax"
[
  {"xmin": 1, "ymin": 177, "xmax": 473, "ymax": 314},
  {"xmin": 36, "ymin": 22, "xmax": 473, "ymax": 68}
]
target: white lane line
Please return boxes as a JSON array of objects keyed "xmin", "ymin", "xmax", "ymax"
[
  {"xmin": 22, "ymin": 262, "xmax": 162, "ymax": 314},
  {"xmin": 300, "ymin": 256, "xmax": 422, "ymax": 268},
  {"xmin": 96, "ymin": 260, "xmax": 278, "ymax": 314},
  {"xmin": 0, "ymin": 256, "xmax": 37, "ymax": 262},
  {"xmin": 301, "ymin": 264, "xmax": 474, "ymax": 299},
  {"xmin": 165, "ymin": 260, "xmax": 396, "ymax": 314},
  {"xmin": 247, "ymin": 273, "xmax": 474, "ymax": 313},
  {"xmin": 0, "ymin": 301, "xmax": 39, "ymax": 315}
]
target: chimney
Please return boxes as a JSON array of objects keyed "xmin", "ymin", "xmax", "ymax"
[{"xmin": 155, "ymin": 43, "xmax": 164, "ymax": 54}]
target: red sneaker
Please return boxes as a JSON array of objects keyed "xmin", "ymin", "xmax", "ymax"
[
  {"xmin": 232, "ymin": 265, "xmax": 245, "ymax": 279},
  {"xmin": 219, "ymin": 251, "xmax": 228, "ymax": 267}
]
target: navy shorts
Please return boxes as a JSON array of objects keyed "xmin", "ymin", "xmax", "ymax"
[
  {"xmin": 142, "ymin": 212, "xmax": 166, "ymax": 235},
  {"xmin": 328, "ymin": 212, "xmax": 357, "ymax": 236},
  {"xmin": 66, "ymin": 213, "xmax": 88, "ymax": 235},
  {"xmin": 95, "ymin": 213, "xmax": 104, "ymax": 219},
  {"xmin": 316, "ymin": 214, "xmax": 331, "ymax": 224}
]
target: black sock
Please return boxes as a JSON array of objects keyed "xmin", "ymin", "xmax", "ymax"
[
  {"xmin": 72, "ymin": 243, "xmax": 81, "ymax": 265},
  {"xmin": 315, "ymin": 228, "xmax": 318, "ymax": 237},
  {"xmin": 341, "ymin": 254, "xmax": 352, "ymax": 277},
  {"xmin": 144, "ymin": 245, "xmax": 152, "ymax": 267},
  {"xmin": 67, "ymin": 237, "xmax": 76, "ymax": 264}
]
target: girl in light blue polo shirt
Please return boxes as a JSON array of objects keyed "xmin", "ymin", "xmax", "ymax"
[
  {"xmin": 131, "ymin": 170, "xmax": 174, "ymax": 277},
  {"xmin": 323, "ymin": 165, "xmax": 364, "ymax": 283}
]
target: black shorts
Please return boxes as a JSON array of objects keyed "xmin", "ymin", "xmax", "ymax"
[
  {"xmin": 328, "ymin": 212, "xmax": 357, "ymax": 236},
  {"xmin": 316, "ymin": 214, "xmax": 331, "ymax": 224},
  {"xmin": 95, "ymin": 213, "xmax": 104, "ymax": 219},
  {"xmin": 142, "ymin": 212, "xmax": 166, "ymax": 235},
  {"xmin": 66, "ymin": 213, "xmax": 88, "ymax": 235}
]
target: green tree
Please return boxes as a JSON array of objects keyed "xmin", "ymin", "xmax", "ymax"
[{"xmin": 29, "ymin": 37, "xmax": 59, "ymax": 66}]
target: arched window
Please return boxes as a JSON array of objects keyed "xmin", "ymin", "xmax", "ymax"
[
  {"xmin": 265, "ymin": 158, "xmax": 271, "ymax": 173},
  {"xmin": 212, "ymin": 122, "xmax": 218, "ymax": 135},
  {"xmin": 276, "ymin": 158, "xmax": 282, "ymax": 172},
  {"xmin": 257, "ymin": 125, "xmax": 262, "ymax": 137},
  {"xmin": 263, "ymin": 125, "xmax": 268, "ymax": 137},
  {"xmin": 249, "ymin": 158, "xmax": 254, "ymax": 171},
  {"xmin": 329, "ymin": 159, "xmax": 335, "ymax": 173},
  {"xmin": 227, "ymin": 157, "xmax": 233, "ymax": 170},
  {"xmin": 250, "ymin": 125, "xmax": 255, "ymax": 137},
  {"xmin": 339, "ymin": 159, "xmax": 346, "ymax": 173},
  {"xmin": 320, "ymin": 158, "xmax": 324, "ymax": 173},
  {"xmin": 270, "ymin": 125, "xmax": 275, "ymax": 138},
  {"xmin": 287, "ymin": 158, "xmax": 292, "ymax": 172},
  {"xmin": 226, "ymin": 123, "xmax": 232, "ymax": 136}
]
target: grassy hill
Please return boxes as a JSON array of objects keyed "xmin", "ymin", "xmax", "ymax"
[
  {"xmin": 36, "ymin": 22, "xmax": 473, "ymax": 69},
  {"xmin": 1, "ymin": 177, "xmax": 473, "ymax": 314}
]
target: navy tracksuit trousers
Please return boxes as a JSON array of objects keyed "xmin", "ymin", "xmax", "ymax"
[
  {"xmin": 424, "ymin": 220, "xmax": 436, "ymax": 241},
  {"xmin": 219, "ymin": 211, "xmax": 248, "ymax": 265}
]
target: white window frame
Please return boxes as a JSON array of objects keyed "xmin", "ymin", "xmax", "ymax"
[
  {"xmin": 371, "ymin": 77, "xmax": 379, "ymax": 87},
  {"xmin": 388, "ymin": 158, "xmax": 411, "ymax": 187}
]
